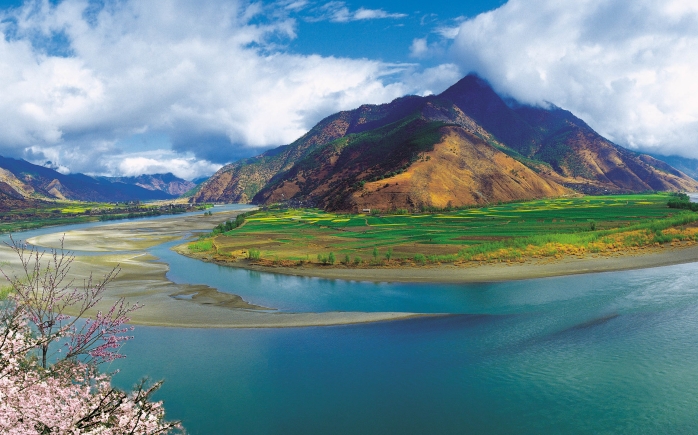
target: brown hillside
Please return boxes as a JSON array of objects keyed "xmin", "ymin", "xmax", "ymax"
[
  {"xmin": 194, "ymin": 74, "xmax": 698, "ymax": 206},
  {"xmin": 350, "ymin": 128, "xmax": 570, "ymax": 211},
  {"xmin": 191, "ymin": 96, "xmax": 427, "ymax": 203},
  {"xmin": 533, "ymin": 127, "xmax": 698, "ymax": 194},
  {"xmin": 260, "ymin": 127, "xmax": 570, "ymax": 212}
]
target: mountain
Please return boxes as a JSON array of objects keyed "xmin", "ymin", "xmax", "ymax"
[
  {"xmin": 0, "ymin": 156, "xmax": 177, "ymax": 202},
  {"xmin": 100, "ymin": 173, "xmax": 195, "ymax": 196},
  {"xmin": 192, "ymin": 74, "xmax": 698, "ymax": 211},
  {"xmin": 0, "ymin": 180, "xmax": 39, "ymax": 211},
  {"xmin": 648, "ymin": 154, "xmax": 698, "ymax": 181}
]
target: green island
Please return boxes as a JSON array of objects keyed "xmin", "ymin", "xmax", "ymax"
[
  {"xmin": 187, "ymin": 193, "xmax": 698, "ymax": 268},
  {"xmin": 0, "ymin": 200, "xmax": 210, "ymax": 233}
]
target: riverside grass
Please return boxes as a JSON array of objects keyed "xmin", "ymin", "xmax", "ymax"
[{"xmin": 193, "ymin": 193, "xmax": 698, "ymax": 266}]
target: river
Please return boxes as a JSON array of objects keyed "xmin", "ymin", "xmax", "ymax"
[{"xmin": 9, "ymin": 205, "xmax": 698, "ymax": 434}]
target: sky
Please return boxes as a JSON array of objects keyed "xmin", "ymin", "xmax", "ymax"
[{"xmin": 0, "ymin": 0, "xmax": 696, "ymax": 180}]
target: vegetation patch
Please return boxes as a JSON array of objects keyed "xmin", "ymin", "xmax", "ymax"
[
  {"xmin": 0, "ymin": 201, "xmax": 205, "ymax": 233},
  {"xmin": 190, "ymin": 193, "xmax": 698, "ymax": 267}
]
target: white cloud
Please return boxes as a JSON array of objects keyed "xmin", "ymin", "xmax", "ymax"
[
  {"xmin": 400, "ymin": 63, "xmax": 462, "ymax": 97},
  {"xmin": 282, "ymin": 0, "xmax": 308, "ymax": 11},
  {"xmin": 409, "ymin": 36, "xmax": 450, "ymax": 60},
  {"xmin": 450, "ymin": 0, "xmax": 698, "ymax": 158},
  {"xmin": 0, "ymin": 0, "xmax": 422, "ymax": 177},
  {"xmin": 435, "ymin": 26, "xmax": 460, "ymax": 40},
  {"xmin": 114, "ymin": 153, "xmax": 222, "ymax": 180},
  {"xmin": 409, "ymin": 38, "xmax": 428, "ymax": 58},
  {"xmin": 352, "ymin": 7, "xmax": 406, "ymax": 21},
  {"xmin": 314, "ymin": 2, "xmax": 406, "ymax": 23}
]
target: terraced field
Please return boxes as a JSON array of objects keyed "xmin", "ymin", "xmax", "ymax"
[{"xmin": 196, "ymin": 193, "xmax": 698, "ymax": 265}]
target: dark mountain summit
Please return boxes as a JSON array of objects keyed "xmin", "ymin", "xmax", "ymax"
[{"xmin": 192, "ymin": 74, "xmax": 698, "ymax": 211}]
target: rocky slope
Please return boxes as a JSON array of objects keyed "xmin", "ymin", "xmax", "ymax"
[
  {"xmin": 193, "ymin": 74, "xmax": 698, "ymax": 211},
  {"xmin": 255, "ymin": 123, "xmax": 569, "ymax": 211}
]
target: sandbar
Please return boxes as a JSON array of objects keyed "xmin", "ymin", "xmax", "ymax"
[
  {"xmin": 1, "ymin": 209, "xmax": 425, "ymax": 328},
  {"xmin": 11, "ymin": 207, "xmax": 698, "ymax": 328}
]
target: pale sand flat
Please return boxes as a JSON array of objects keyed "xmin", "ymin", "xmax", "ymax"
[
  {"xmin": 8, "ymin": 207, "xmax": 698, "ymax": 328},
  {"xmin": 2, "ymin": 209, "xmax": 424, "ymax": 328}
]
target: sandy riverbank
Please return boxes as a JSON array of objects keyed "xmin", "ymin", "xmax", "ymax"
[
  {"xmin": 10, "ymin": 207, "xmax": 698, "ymax": 328},
  {"xmin": 176, "ymin": 242, "xmax": 698, "ymax": 283},
  {"xmin": 1, "ymin": 210, "xmax": 425, "ymax": 328}
]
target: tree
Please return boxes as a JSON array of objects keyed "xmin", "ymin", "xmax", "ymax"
[{"xmin": 0, "ymin": 236, "xmax": 182, "ymax": 434}]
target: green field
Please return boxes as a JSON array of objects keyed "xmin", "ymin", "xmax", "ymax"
[
  {"xmin": 0, "ymin": 201, "xmax": 205, "ymax": 234},
  {"xmin": 199, "ymin": 193, "xmax": 698, "ymax": 265}
]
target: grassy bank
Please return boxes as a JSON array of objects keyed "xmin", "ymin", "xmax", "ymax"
[
  {"xmin": 0, "ymin": 201, "xmax": 210, "ymax": 234},
  {"xmin": 190, "ymin": 193, "xmax": 698, "ymax": 267}
]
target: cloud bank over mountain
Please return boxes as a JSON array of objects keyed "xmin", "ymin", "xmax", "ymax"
[
  {"xmin": 0, "ymin": 0, "xmax": 458, "ymax": 178},
  {"xmin": 0, "ymin": 0, "xmax": 696, "ymax": 179},
  {"xmin": 449, "ymin": 0, "xmax": 698, "ymax": 158}
]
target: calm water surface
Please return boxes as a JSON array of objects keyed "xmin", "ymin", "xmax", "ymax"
[
  {"xmin": 11, "ymin": 206, "xmax": 698, "ymax": 434},
  {"xmin": 114, "ymin": 254, "xmax": 698, "ymax": 434}
]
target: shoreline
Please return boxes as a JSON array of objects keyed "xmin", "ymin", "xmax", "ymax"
[
  {"xmin": 174, "ymin": 242, "xmax": 698, "ymax": 284},
  {"xmin": 4, "ymin": 212, "xmax": 431, "ymax": 329},
  {"xmin": 16, "ymin": 209, "xmax": 698, "ymax": 330}
]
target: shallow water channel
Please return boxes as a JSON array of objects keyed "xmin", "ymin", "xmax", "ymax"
[{"xmin": 9, "ymin": 206, "xmax": 698, "ymax": 434}]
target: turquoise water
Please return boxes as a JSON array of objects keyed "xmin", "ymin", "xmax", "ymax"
[
  {"xmin": 109, "ymin": 259, "xmax": 698, "ymax": 434},
  {"xmin": 12, "ymin": 206, "xmax": 698, "ymax": 434}
]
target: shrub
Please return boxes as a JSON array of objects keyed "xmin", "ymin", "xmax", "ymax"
[
  {"xmin": 413, "ymin": 253, "xmax": 426, "ymax": 265},
  {"xmin": 248, "ymin": 248, "xmax": 261, "ymax": 260},
  {"xmin": 189, "ymin": 240, "xmax": 213, "ymax": 252}
]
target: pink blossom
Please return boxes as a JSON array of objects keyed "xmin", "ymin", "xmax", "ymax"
[{"xmin": 0, "ymin": 236, "xmax": 182, "ymax": 434}]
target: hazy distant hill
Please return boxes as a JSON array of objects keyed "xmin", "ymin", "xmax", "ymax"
[
  {"xmin": 99, "ymin": 173, "xmax": 195, "ymax": 196},
  {"xmin": 0, "ymin": 156, "xmax": 178, "ymax": 202},
  {"xmin": 193, "ymin": 74, "xmax": 698, "ymax": 211},
  {"xmin": 648, "ymin": 154, "xmax": 698, "ymax": 181}
]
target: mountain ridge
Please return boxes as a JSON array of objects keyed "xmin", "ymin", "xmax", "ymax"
[
  {"xmin": 192, "ymin": 74, "xmax": 698, "ymax": 211},
  {"xmin": 0, "ymin": 156, "xmax": 185, "ymax": 202},
  {"xmin": 99, "ymin": 173, "xmax": 195, "ymax": 196}
]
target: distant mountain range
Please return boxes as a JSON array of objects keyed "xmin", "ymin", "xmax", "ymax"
[
  {"xmin": 0, "ymin": 156, "xmax": 193, "ymax": 204},
  {"xmin": 192, "ymin": 74, "xmax": 698, "ymax": 211},
  {"xmin": 98, "ymin": 173, "xmax": 195, "ymax": 196}
]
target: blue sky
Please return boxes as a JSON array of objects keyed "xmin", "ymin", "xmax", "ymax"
[
  {"xmin": 285, "ymin": 0, "xmax": 506, "ymax": 63},
  {"xmin": 0, "ymin": 0, "xmax": 696, "ymax": 179}
]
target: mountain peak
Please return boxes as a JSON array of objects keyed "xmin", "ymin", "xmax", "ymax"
[{"xmin": 191, "ymin": 74, "xmax": 698, "ymax": 209}]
